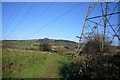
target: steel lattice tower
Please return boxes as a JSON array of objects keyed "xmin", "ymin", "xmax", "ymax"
[{"xmin": 76, "ymin": 1, "xmax": 120, "ymax": 56}]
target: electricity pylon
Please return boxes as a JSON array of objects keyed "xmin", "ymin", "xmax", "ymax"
[{"xmin": 76, "ymin": 1, "xmax": 120, "ymax": 56}]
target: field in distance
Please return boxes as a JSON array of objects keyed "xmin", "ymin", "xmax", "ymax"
[{"xmin": 2, "ymin": 38, "xmax": 77, "ymax": 78}]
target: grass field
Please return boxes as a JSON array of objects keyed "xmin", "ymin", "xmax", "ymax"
[
  {"xmin": 2, "ymin": 49, "xmax": 72, "ymax": 78},
  {"xmin": 3, "ymin": 40, "xmax": 38, "ymax": 49}
]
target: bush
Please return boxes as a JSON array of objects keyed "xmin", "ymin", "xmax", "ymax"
[
  {"xmin": 59, "ymin": 62, "xmax": 91, "ymax": 79},
  {"xmin": 82, "ymin": 34, "xmax": 116, "ymax": 55},
  {"xmin": 59, "ymin": 55, "xmax": 120, "ymax": 79},
  {"xmin": 59, "ymin": 34, "xmax": 119, "ymax": 79},
  {"xmin": 39, "ymin": 43, "xmax": 51, "ymax": 51}
]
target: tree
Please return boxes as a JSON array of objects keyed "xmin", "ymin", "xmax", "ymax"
[
  {"xmin": 39, "ymin": 43, "xmax": 51, "ymax": 51},
  {"xmin": 82, "ymin": 34, "xmax": 115, "ymax": 55},
  {"xmin": 59, "ymin": 34, "xmax": 119, "ymax": 79}
]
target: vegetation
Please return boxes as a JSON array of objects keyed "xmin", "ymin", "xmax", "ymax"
[
  {"xmin": 2, "ymin": 37, "xmax": 119, "ymax": 79},
  {"xmin": 2, "ymin": 40, "xmax": 37, "ymax": 49},
  {"xmin": 2, "ymin": 39, "xmax": 77, "ymax": 52},
  {"xmin": 59, "ymin": 34, "xmax": 120, "ymax": 79},
  {"xmin": 82, "ymin": 34, "xmax": 116, "ymax": 54},
  {"xmin": 39, "ymin": 43, "xmax": 51, "ymax": 51},
  {"xmin": 59, "ymin": 54, "xmax": 120, "ymax": 79},
  {"xmin": 2, "ymin": 50, "xmax": 72, "ymax": 78}
]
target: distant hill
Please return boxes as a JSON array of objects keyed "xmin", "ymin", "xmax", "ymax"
[
  {"xmin": 2, "ymin": 38, "xmax": 78, "ymax": 49},
  {"xmin": 34, "ymin": 38, "xmax": 78, "ymax": 49}
]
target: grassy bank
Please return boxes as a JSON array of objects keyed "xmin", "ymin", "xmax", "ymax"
[{"xmin": 2, "ymin": 50, "xmax": 72, "ymax": 78}]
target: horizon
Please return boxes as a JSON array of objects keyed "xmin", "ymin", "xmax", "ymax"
[
  {"xmin": 2, "ymin": 2, "xmax": 88, "ymax": 43},
  {"xmin": 1, "ymin": 37, "xmax": 78, "ymax": 43},
  {"xmin": 2, "ymin": 2, "xmax": 119, "ymax": 45}
]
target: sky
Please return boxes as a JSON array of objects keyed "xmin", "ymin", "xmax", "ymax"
[{"xmin": 2, "ymin": 2, "xmax": 119, "ymax": 45}]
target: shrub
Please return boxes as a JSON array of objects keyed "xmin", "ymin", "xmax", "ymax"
[
  {"xmin": 39, "ymin": 43, "xmax": 51, "ymax": 51},
  {"xmin": 59, "ymin": 34, "xmax": 119, "ymax": 79},
  {"xmin": 59, "ymin": 55, "xmax": 120, "ymax": 79},
  {"xmin": 82, "ymin": 34, "xmax": 116, "ymax": 55}
]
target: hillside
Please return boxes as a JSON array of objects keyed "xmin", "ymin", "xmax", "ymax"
[
  {"xmin": 37, "ymin": 38, "xmax": 78, "ymax": 49},
  {"xmin": 2, "ymin": 38, "xmax": 78, "ymax": 50}
]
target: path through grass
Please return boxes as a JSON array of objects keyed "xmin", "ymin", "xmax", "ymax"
[{"xmin": 2, "ymin": 50, "xmax": 72, "ymax": 78}]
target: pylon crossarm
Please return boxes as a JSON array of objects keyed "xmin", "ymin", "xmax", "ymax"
[
  {"xmin": 87, "ymin": 12, "xmax": 120, "ymax": 20},
  {"xmin": 76, "ymin": 2, "xmax": 120, "ymax": 56}
]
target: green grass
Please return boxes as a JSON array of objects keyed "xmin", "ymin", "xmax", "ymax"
[
  {"xmin": 12, "ymin": 40, "xmax": 37, "ymax": 48},
  {"xmin": 52, "ymin": 45, "xmax": 64, "ymax": 48},
  {"xmin": 2, "ymin": 50, "xmax": 72, "ymax": 78},
  {"xmin": 3, "ymin": 40, "xmax": 37, "ymax": 48}
]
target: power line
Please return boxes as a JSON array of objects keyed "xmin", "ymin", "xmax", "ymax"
[
  {"xmin": 4, "ymin": 3, "xmax": 25, "ymax": 40},
  {"xmin": 6, "ymin": 2, "xmax": 35, "ymax": 39},
  {"xmin": 6, "ymin": 0, "xmax": 39, "ymax": 40},
  {"xmin": 11, "ymin": 2, "xmax": 54, "ymax": 40},
  {"xmin": 22, "ymin": 3, "xmax": 82, "ymax": 40}
]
